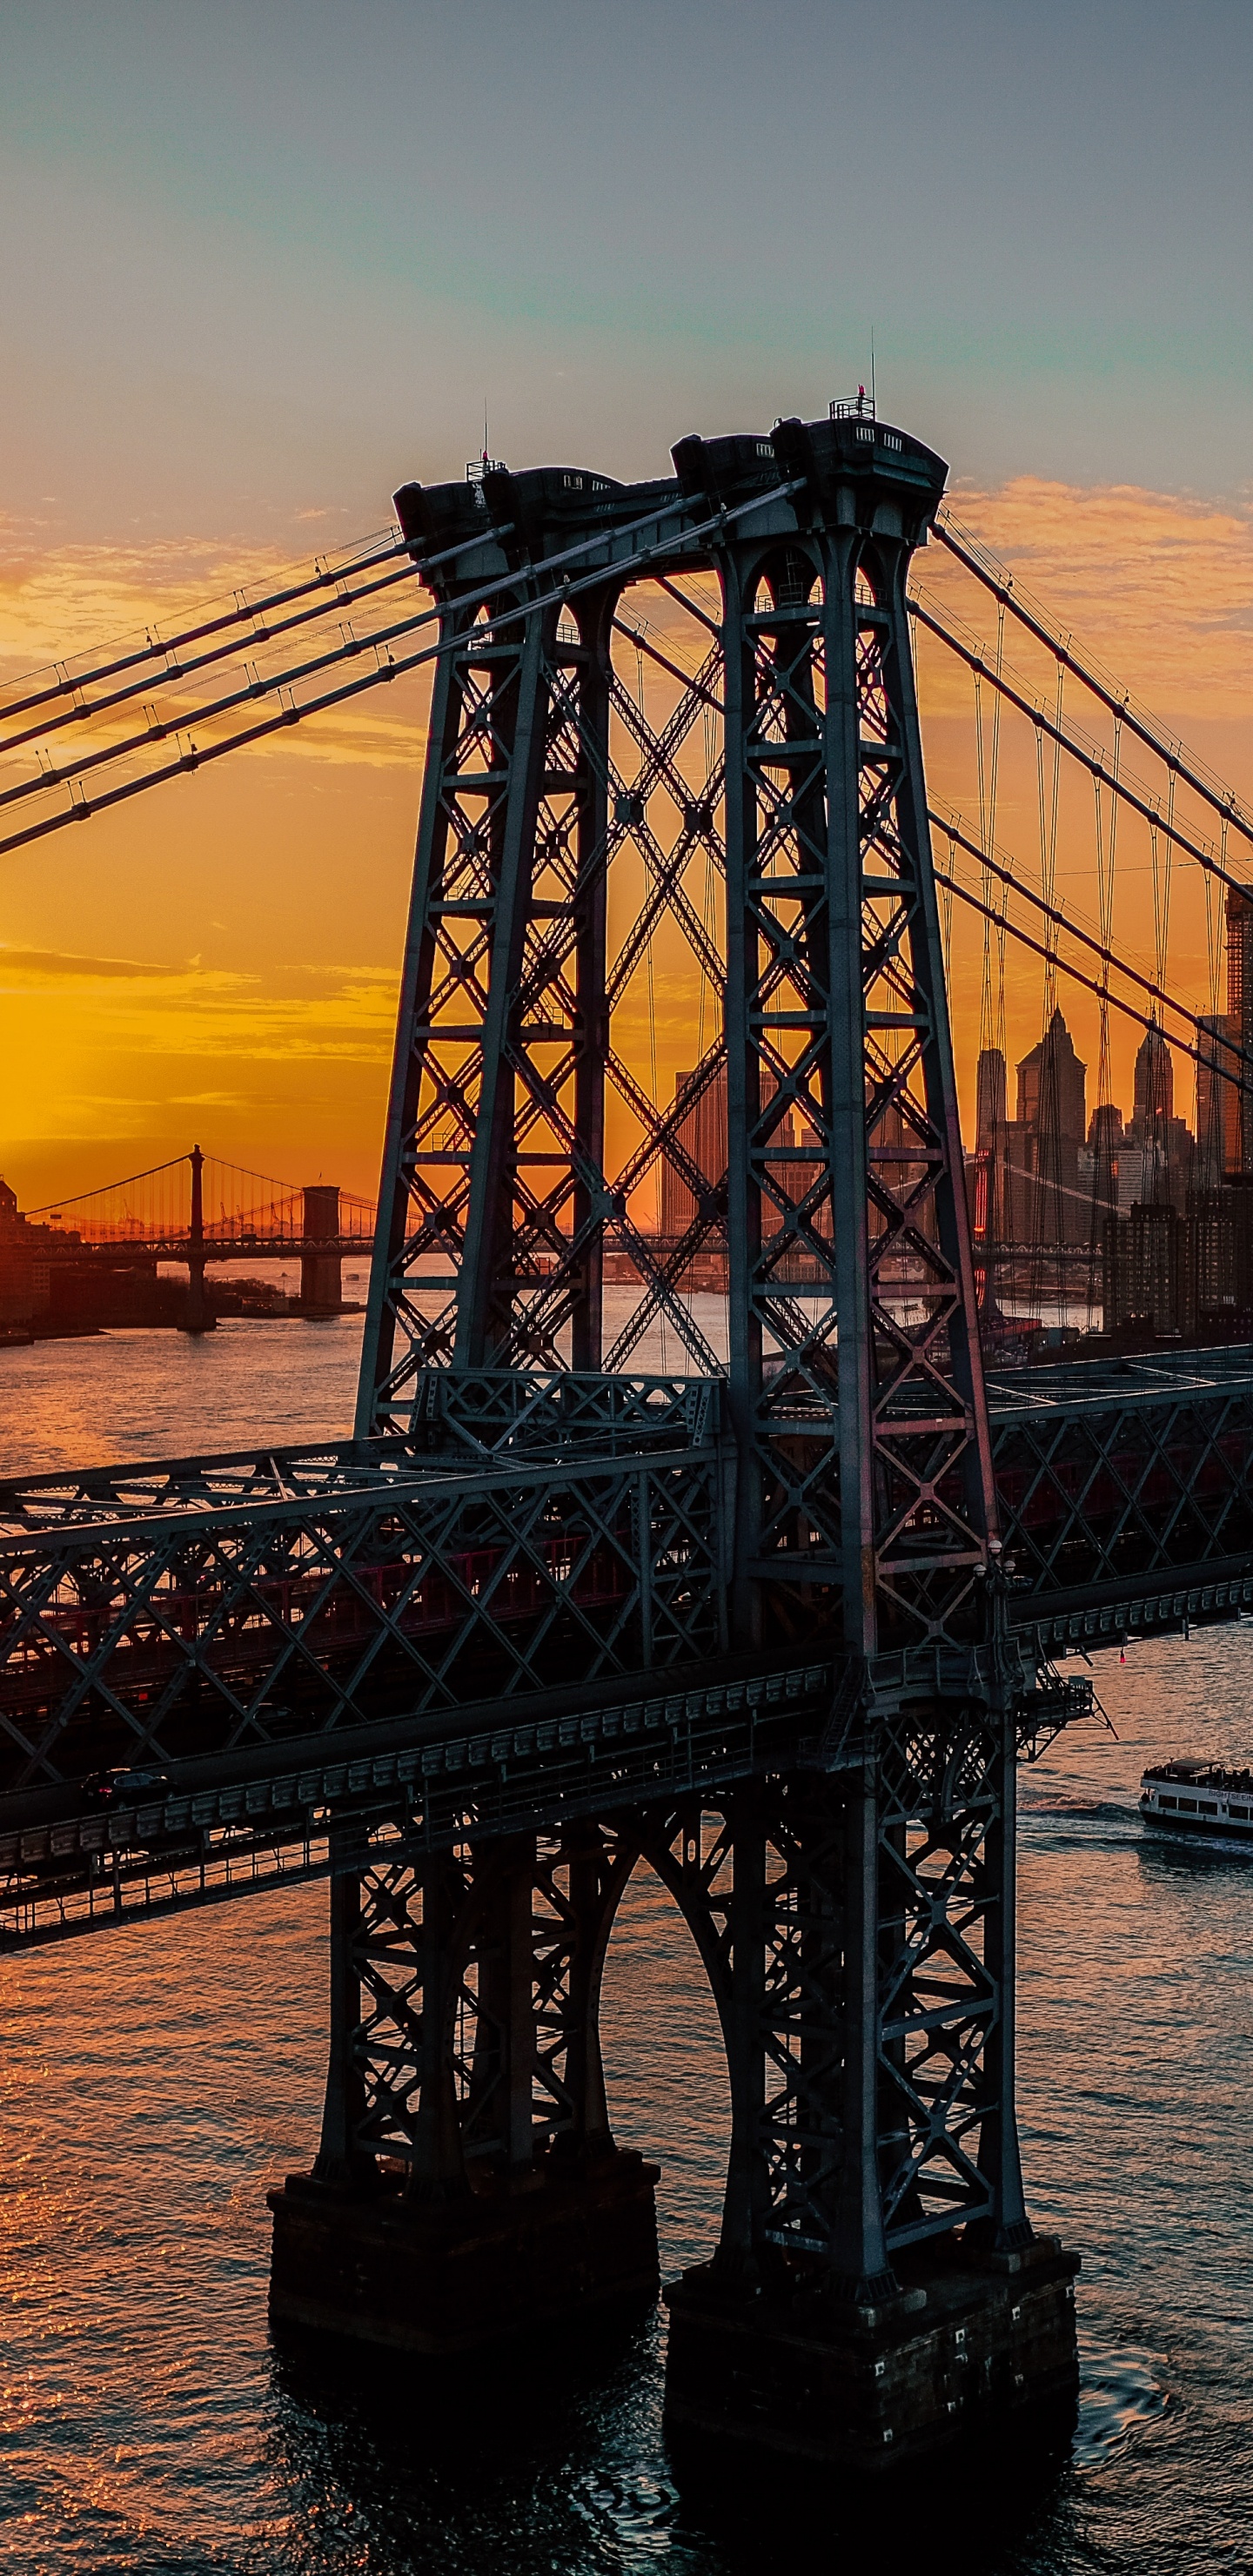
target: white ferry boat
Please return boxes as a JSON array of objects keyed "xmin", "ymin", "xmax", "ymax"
[{"xmin": 1140, "ymin": 1760, "xmax": 1253, "ymax": 1844}]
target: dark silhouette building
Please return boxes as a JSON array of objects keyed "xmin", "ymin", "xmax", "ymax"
[
  {"xmin": 660, "ymin": 1064, "xmax": 727, "ymax": 1240},
  {"xmin": 975, "ymin": 1046, "xmax": 1007, "ymax": 1143},
  {"xmin": 1086, "ymin": 1102, "xmax": 1123, "ymax": 1237},
  {"xmin": 1123, "ymin": 1021, "xmax": 1193, "ymax": 1213},
  {"xmin": 1015, "ymin": 1006, "xmax": 1088, "ymax": 1244},
  {"xmin": 1225, "ymin": 888, "xmax": 1253, "ymax": 1173},
  {"xmin": 1132, "ymin": 1019, "xmax": 1173, "ymax": 1131},
  {"xmin": 971, "ymin": 1044, "xmax": 1031, "ymax": 1246},
  {"xmin": 1196, "ymin": 1012, "xmax": 1231, "ymax": 1190}
]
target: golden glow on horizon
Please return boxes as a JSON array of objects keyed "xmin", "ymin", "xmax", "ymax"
[{"xmin": 1, "ymin": 474, "xmax": 1250, "ymax": 1213}]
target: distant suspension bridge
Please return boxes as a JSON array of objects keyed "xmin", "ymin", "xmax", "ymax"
[
  {"xmin": 18, "ymin": 1150, "xmax": 379, "ymax": 1325},
  {"xmin": 26, "ymin": 1148, "xmax": 377, "ymax": 1257}
]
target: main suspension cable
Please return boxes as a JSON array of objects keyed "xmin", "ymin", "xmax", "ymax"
[
  {"xmin": 938, "ymin": 864, "xmax": 1242, "ymax": 1087},
  {"xmin": 934, "ymin": 807, "xmax": 1253, "ymax": 1088},
  {"xmin": 911, "ymin": 592, "xmax": 1253, "ymax": 902},
  {"xmin": 934, "ymin": 510, "xmax": 1253, "ymax": 860},
  {"xmin": 0, "ymin": 481, "xmax": 801, "ymax": 864},
  {"xmin": 25, "ymin": 1151, "xmax": 191, "ymax": 1214},
  {"xmin": 0, "ymin": 527, "xmax": 408, "ymax": 730},
  {"xmin": 0, "ymin": 513, "xmax": 533, "ymax": 798},
  {"xmin": 0, "ymin": 556, "xmax": 418, "ymax": 768}
]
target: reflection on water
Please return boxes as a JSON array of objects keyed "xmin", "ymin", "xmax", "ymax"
[
  {"xmin": 0, "ymin": 1277, "xmax": 728, "ymax": 1479},
  {"xmin": 0, "ymin": 1265, "xmax": 372, "ymax": 1478},
  {"xmin": 1075, "ymin": 2343, "xmax": 1169, "ymax": 2471},
  {"xmin": 3, "ymin": 1325, "xmax": 1253, "ymax": 2569}
]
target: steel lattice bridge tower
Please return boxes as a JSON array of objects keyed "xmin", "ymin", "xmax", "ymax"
[
  {"xmin": 279, "ymin": 409, "xmax": 1078, "ymax": 2462},
  {"xmin": 37, "ymin": 398, "xmax": 1253, "ymax": 2468}
]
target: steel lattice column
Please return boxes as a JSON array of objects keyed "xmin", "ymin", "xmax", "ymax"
[
  {"xmin": 673, "ymin": 420, "xmax": 995, "ymax": 1649},
  {"xmin": 312, "ymin": 1821, "xmax": 638, "ymax": 2192},
  {"xmin": 643, "ymin": 1747, "xmax": 1025, "ymax": 2312},
  {"xmin": 661, "ymin": 417, "xmax": 1025, "ymax": 2304},
  {"xmin": 357, "ymin": 542, "xmax": 616, "ymax": 1423},
  {"xmin": 271, "ymin": 1815, "xmax": 659, "ymax": 2349}
]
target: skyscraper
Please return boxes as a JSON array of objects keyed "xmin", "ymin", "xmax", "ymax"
[
  {"xmin": 1132, "ymin": 1019, "xmax": 1173, "ymax": 1133},
  {"xmin": 1122, "ymin": 1021, "xmax": 1192, "ymax": 1211},
  {"xmin": 1225, "ymin": 888, "xmax": 1253, "ymax": 1173},
  {"xmin": 1016, "ymin": 1007, "xmax": 1088, "ymax": 1244},
  {"xmin": 1196, "ymin": 1013, "xmax": 1230, "ymax": 1189},
  {"xmin": 975, "ymin": 1047, "xmax": 1008, "ymax": 1145},
  {"xmin": 1016, "ymin": 1006, "xmax": 1087, "ymax": 1144},
  {"xmin": 1086, "ymin": 1101, "xmax": 1123, "ymax": 1228},
  {"xmin": 660, "ymin": 1063, "xmax": 727, "ymax": 1238}
]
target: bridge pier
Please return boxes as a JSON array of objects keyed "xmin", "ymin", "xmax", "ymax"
[
  {"xmin": 664, "ymin": 2234, "xmax": 1080, "ymax": 2474},
  {"xmin": 646, "ymin": 1738, "xmax": 1079, "ymax": 2472},
  {"xmin": 180, "ymin": 1251, "xmax": 214, "ymax": 1334},
  {"xmin": 268, "ymin": 1710, "xmax": 1077, "ymax": 2459},
  {"xmin": 269, "ymin": 1823, "xmax": 660, "ymax": 2351},
  {"xmin": 178, "ymin": 1145, "xmax": 214, "ymax": 1334}
]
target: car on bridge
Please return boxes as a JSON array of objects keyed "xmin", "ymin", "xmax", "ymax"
[{"xmin": 83, "ymin": 1765, "xmax": 171, "ymax": 1808}]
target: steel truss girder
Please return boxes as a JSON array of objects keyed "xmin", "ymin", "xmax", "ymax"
[
  {"xmin": 991, "ymin": 1378, "xmax": 1253, "ymax": 1610},
  {"xmin": 0, "ymin": 1443, "xmax": 726, "ymax": 1794},
  {"xmin": 0, "ymin": 1656, "xmax": 841, "ymax": 1947}
]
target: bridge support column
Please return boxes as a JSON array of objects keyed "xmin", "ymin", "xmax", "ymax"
[
  {"xmin": 660, "ymin": 1736, "xmax": 1079, "ymax": 2474},
  {"xmin": 269, "ymin": 1823, "xmax": 658, "ymax": 2352},
  {"xmin": 299, "ymin": 1184, "xmax": 342, "ymax": 1314},
  {"xmin": 178, "ymin": 1145, "xmax": 214, "ymax": 1334}
]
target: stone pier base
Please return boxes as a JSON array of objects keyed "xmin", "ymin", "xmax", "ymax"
[
  {"xmin": 664, "ymin": 2235, "xmax": 1080, "ymax": 2474},
  {"xmin": 268, "ymin": 2147, "xmax": 660, "ymax": 2354}
]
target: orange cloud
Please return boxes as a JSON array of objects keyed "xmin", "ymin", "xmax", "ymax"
[
  {"xmin": 2, "ymin": 490, "xmax": 1250, "ymax": 1206},
  {"xmin": 934, "ymin": 478, "xmax": 1253, "ymax": 733}
]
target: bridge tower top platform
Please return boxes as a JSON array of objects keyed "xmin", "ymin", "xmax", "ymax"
[{"xmin": 391, "ymin": 408, "xmax": 948, "ymax": 591}]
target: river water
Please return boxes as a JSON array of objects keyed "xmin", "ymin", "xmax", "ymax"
[{"xmin": 2, "ymin": 1306, "xmax": 1251, "ymax": 2573}]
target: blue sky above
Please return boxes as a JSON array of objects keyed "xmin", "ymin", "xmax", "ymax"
[{"xmin": 2, "ymin": 0, "xmax": 1250, "ymax": 544}]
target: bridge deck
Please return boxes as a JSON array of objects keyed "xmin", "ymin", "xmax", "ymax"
[
  {"xmin": 985, "ymin": 1342, "xmax": 1253, "ymax": 1643},
  {"xmin": 2, "ymin": 1347, "xmax": 1250, "ymax": 1939}
]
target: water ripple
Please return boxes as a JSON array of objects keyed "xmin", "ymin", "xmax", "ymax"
[{"xmin": 1075, "ymin": 2343, "xmax": 1169, "ymax": 2471}]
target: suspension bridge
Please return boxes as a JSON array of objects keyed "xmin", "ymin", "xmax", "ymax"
[
  {"xmin": 3, "ymin": 1152, "xmax": 378, "ymax": 1327},
  {"xmin": 3, "ymin": 400, "xmax": 1253, "ymax": 2472},
  {"xmin": 23, "ymin": 1151, "xmax": 378, "ymax": 1257}
]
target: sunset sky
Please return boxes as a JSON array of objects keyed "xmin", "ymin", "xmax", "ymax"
[{"xmin": 2, "ymin": 0, "xmax": 1251, "ymax": 1208}]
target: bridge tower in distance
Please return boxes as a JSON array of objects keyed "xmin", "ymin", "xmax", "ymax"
[
  {"xmin": 269, "ymin": 406, "xmax": 1079, "ymax": 2472},
  {"xmin": 298, "ymin": 1184, "xmax": 343, "ymax": 1314}
]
